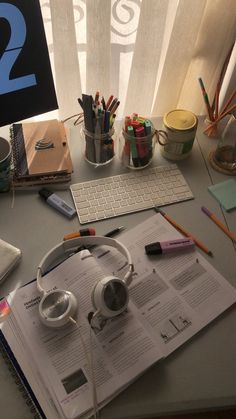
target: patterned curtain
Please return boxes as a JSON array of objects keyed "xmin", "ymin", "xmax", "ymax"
[{"xmin": 40, "ymin": 0, "xmax": 236, "ymax": 121}]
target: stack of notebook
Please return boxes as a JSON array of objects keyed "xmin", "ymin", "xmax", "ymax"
[{"xmin": 10, "ymin": 119, "xmax": 73, "ymax": 187}]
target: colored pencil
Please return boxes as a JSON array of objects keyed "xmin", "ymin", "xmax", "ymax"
[
  {"xmin": 198, "ymin": 77, "xmax": 214, "ymax": 121},
  {"xmin": 201, "ymin": 206, "xmax": 236, "ymax": 244},
  {"xmin": 156, "ymin": 208, "xmax": 213, "ymax": 256}
]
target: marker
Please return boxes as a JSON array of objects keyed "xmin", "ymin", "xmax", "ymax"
[
  {"xmin": 101, "ymin": 96, "xmax": 106, "ymax": 110},
  {"xmin": 107, "ymin": 97, "xmax": 118, "ymax": 111},
  {"xmin": 109, "ymin": 100, "xmax": 120, "ymax": 115},
  {"xmin": 39, "ymin": 188, "xmax": 76, "ymax": 219},
  {"xmin": 145, "ymin": 238, "xmax": 195, "ymax": 255},
  {"xmin": 155, "ymin": 207, "xmax": 213, "ymax": 256},
  {"xmin": 135, "ymin": 125, "xmax": 149, "ymax": 166},
  {"xmin": 104, "ymin": 110, "xmax": 110, "ymax": 133},
  {"xmin": 94, "ymin": 115, "xmax": 102, "ymax": 163},
  {"xmin": 63, "ymin": 228, "xmax": 96, "ymax": 241},
  {"xmin": 127, "ymin": 125, "xmax": 139, "ymax": 167},
  {"xmin": 106, "ymin": 95, "xmax": 113, "ymax": 109},
  {"xmin": 77, "ymin": 97, "xmax": 84, "ymax": 110},
  {"xmin": 144, "ymin": 119, "xmax": 153, "ymax": 160}
]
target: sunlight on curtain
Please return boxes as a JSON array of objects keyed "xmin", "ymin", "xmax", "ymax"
[{"xmin": 40, "ymin": 0, "xmax": 236, "ymax": 122}]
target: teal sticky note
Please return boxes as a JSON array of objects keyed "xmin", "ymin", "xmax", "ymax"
[{"xmin": 208, "ymin": 179, "xmax": 236, "ymax": 211}]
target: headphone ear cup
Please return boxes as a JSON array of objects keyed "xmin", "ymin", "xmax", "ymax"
[
  {"xmin": 39, "ymin": 289, "xmax": 78, "ymax": 328},
  {"xmin": 92, "ymin": 276, "xmax": 129, "ymax": 319}
]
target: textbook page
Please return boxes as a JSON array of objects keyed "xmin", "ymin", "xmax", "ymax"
[
  {"xmin": 5, "ymin": 249, "xmax": 163, "ymax": 419},
  {"xmin": 92, "ymin": 213, "xmax": 236, "ymax": 357}
]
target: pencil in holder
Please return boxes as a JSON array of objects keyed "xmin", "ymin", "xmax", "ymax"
[
  {"xmin": 119, "ymin": 119, "xmax": 157, "ymax": 169},
  {"xmin": 82, "ymin": 125, "xmax": 115, "ymax": 166}
]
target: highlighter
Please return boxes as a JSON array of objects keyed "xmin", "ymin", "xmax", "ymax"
[
  {"xmin": 127, "ymin": 125, "xmax": 139, "ymax": 167},
  {"xmin": 39, "ymin": 188, "xmax": 76, "ymax": 219},
  {"xmin": 135, "ymin": 125, "xmax": 149, "ymax": 166},
  {"xmin": 63, "ymin": 228, "xmax": 96, "ymax": 241},
  {"xmin": 145, "ymin": 238, "xmax": 195, "ymax": 255}
]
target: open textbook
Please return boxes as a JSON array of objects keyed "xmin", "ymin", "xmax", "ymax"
[{"xmin": 1, "ymin": 213, "xmax": 236, "ymax": 419}]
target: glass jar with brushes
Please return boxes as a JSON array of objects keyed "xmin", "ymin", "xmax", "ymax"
[{"xmin": 209, "ymin": 110, "xmax": 236, "ymax": 175}]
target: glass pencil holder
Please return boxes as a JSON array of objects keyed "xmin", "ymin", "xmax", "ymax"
[
  {"xmin": 82, "ymin": 126, "xmax": 115, "ymax": 167},
  {"xmin": 209, "ymin": 112, "xmax": 236, "ymax": 175},
  {"xmin": 119, "ymin": 123, "xmax": 157, "ymax": 170}
]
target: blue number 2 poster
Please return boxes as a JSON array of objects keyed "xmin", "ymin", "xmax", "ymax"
[{"xmin": 0, "ymin": 0, "xmax": 58, "ymax": 126}]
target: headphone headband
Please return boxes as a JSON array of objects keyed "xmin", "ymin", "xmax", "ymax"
[{"xmin": 37, "ymin": 235, "xmax": 133, "ymax": 293}]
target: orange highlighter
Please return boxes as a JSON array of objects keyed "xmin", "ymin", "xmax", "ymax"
[{"xmin": 63, "ymin": 228, "xmax": 96, "ymax": 241}]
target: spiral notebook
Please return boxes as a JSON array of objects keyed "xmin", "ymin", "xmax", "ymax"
[
  {"xmin": 10, "ymin": 119, "xmax": 73, "ymax": 186},
  {"xmin": 0, "ymin": 329, "xmax": 46, "ymax": 419}
]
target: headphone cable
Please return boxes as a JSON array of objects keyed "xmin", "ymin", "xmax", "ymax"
[{"xmin": 69, "ymin": 316, "xmax": 99, "ymax": 419}]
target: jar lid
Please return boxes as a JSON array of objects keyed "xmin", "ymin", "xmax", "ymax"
[{"xmin": 164, "ymin": 109, "xmax": 197, "ymax": 131}]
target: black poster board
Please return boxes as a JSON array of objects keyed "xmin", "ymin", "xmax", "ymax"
[{"xmin": 0, "ymin": 0, "xmax": 58, "ymax": 126}]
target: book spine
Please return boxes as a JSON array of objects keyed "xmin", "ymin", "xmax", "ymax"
[{"xmin": 0, "ymin": 332, "xmax": 46, "ymax": 419}]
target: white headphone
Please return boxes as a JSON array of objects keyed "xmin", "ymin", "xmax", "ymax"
[{"xmin": 37, "ymin": 236, "xmax": 133, "ymax": 328}]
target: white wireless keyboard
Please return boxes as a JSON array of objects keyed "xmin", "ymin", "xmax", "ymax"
[{"xmin": 70, "ymin": 164, "xmax": 193, "ymax": 224}]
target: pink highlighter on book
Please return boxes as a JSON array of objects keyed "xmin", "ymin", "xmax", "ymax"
[{"xmin": 145, "ymin": 238, "xmax": 195, "ymax": 255}]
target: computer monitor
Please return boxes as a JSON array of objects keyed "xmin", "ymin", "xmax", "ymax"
[{"xmin": 0, "ymin": 0, "xmax": 58, "ymax": 127}]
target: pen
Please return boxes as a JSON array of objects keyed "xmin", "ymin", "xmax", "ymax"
[
  {"xmin": 155, "ymin": 207, "xmax": 213, "ymax": 256},
  {"xmin": 104, "ymin": 226, "xmax": 125, "ymax": 238},
  {"xmin": 201, "ymin": 206, "xmax": 236, "ymax": 244},
  {"xmin": 109, "ymin": 100, "xmax": 120, "ymax": 115},
  {"xmin": 69, "ymin": 226, "xmax": 126, "ymax": 254}
]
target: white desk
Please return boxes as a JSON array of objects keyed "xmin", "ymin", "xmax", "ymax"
[{"xmin": 0, "ymin": 117, "xmax": 235, "ymax": 419}]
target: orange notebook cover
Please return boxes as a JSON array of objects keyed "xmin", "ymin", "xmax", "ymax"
[{"xmin": 11, "ymin": 119, "xmax": 73, "ymax": 178}]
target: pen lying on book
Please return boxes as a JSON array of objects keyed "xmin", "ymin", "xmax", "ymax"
[
  {"xmin": 83, "ymin": 226, "xmax": 126, "ymax": 251},
  {"xmin": 155, "ymin": 207, "xmax": 213, "ymax": 256},
  {"xmin": 201, "ymin": 206, "xmax": 236, "ymax": 244},
  {"xmin": 104, "ymin": 226, "xmax": 125, "ymax": 237}
]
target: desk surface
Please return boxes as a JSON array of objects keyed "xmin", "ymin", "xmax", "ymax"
[{"xmin": 0, "ymin": 117, "xmax": 235, "ymax": 419}]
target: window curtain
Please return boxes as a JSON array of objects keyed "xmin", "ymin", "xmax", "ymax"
[{"xmin": 40, "ymin": 0, "xmax": 236, "ymax": 122}]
